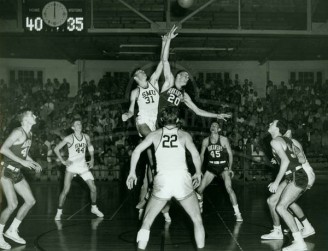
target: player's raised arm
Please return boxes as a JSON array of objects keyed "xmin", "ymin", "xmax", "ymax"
[
  {"xmin": 161, "ymin": 25, "xmax": 178, "ymax": 93},
  {"xmin": 149, "ymin": 35, "xmax": 168, "ymax": 90}
]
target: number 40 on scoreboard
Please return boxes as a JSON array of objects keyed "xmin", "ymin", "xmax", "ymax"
[{"xmin": 23, "ymin": 1, "xmax": 85, "ymax": 33}]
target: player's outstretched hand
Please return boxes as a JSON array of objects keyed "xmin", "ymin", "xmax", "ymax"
[
  {"xmin": 192, "ymin": 172, "xmax": 202, "ymax": 189},
  {"xmin": 217, "ymin": 113, "xmax": 232, "ymax": 121},
  {"xmin": 126, "ymin": 173, "xmax": 137, "ymax": 190},
  {"xmin": 167, "ymin": 24, "xmax": 178, "ymax": 40}
]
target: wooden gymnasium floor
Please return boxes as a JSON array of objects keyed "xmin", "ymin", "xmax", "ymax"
[{"xmin": 0, "ymin": 177, "xmax": 327, "ymax": 251}]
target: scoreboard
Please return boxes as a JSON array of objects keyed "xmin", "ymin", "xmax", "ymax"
[{"xmin": 23, "ymin": 1, "xmax": 85, "ymax": 32}]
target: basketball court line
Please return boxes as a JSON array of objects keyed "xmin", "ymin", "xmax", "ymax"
[{"xmin": 206, "ymin": 196, "xmax": 244, "ymax": 251}]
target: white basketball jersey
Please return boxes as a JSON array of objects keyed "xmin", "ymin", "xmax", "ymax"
[
  {"xmin": 68, "ymin": 134, "xmax": 87, "ymax": 164},
  {"xmin": 155, "ymin": 127, "xmax": 187, "ymax": 173},
  {"xmin": 137, "ymin": 82, "xmax": 159, "ymax": 119}
]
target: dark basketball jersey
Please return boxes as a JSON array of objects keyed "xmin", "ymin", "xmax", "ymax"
[
  {"xmin": 207, "ymin": 136, "xmax": 229, "ymax": 165},
  {"xmin": 158, "ymin": 87, "xmax": 184, "ymax": 113},
  {"xmin": 3, "ymin": 127, "xmax": 32, "ymax": 169},
  {"xmin": 272, "ymin": 136, "xmax": 300, "ymax": 172}
]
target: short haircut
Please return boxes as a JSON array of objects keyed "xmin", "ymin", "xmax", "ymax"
[
  {"xmin": 276, "ymin": 119, "xmax": 288, "ymax": 135},
  {"xmin": 175, "ymin": 70, "xmax": 188, "ymax": 77},
  {"xmin": 71, "ymin": 115, "xmax": 82, "ymax": 126},
  {"xmin": 16, "ymin": 108, "xmax": 32, "ymax": 123},
  {"xmin": 161, "ymin": 106, "xmax": 179, "ymax": 125},
  {"xmin": 131, "ymin": 67, "xmax": 142, "ymax": 77}
]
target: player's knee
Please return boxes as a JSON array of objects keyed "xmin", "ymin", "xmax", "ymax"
[
  {"xmin": 276, "ymin": 202, "xmax": 287, "ymax": 215},
  {"xmin": 267, "ymin": 196, "xmax": 277, "ymax": 207},
  {"xmin": 26, "ymin": 198, "xmax": 36, "ymax": 207},
  {"xmin": 7, "ymin": 201, "xmax": 18, "ymax": 212},
  {"xmin": 136, "ymin": 228, "xmax": 150, "ymax": 243}
]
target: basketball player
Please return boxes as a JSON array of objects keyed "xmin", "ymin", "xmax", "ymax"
[
  {"xmin": 196, "ymin": 121, "xmax": 243, "ymax": 221},
  {"xmin": 160, "ymin": 25, "xmax": 231, "ymax": 121},
  {"xmin": 0, "ymin": 109, "xmax": 42, "ymax": 249},
  {"xmin": 54, "ymin": 118, "xmax": 103, "ymax": 220},
  {"xmin": 126, "ymin": 106, "xmax": 205, "ymax": 250},
  {"xmin": 264, "ymin": 119, "xmax": 313, "ymax": 251},
  {"xmin": 122, "ymin": 34, "xmax": 168, "ymax": 220},
  {"xmin": 261, "ymin": 126, "xmax": 315, "ymax": 240}
]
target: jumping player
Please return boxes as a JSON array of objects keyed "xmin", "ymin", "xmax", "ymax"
[
  {"xmin": 0, "ymin": 109, "xmax": 42, "ymax": 249},
  {"xmin": 126, "ymin": 106, "xmax": 205, "ymax": 250},
  {"xmin": 54, "ymin": 118, "xmax": 103, "ymax": 220},
  {"xmin": 122, "ymin": 34, "xmax": 168, "ymax": 220},
  {"xmin": 264, "ymin": 119, "xmax": 313, "ymax": 251},
  {"xmin": 196, "ymin": 121, "xmax": 243, "ymax": 221},
  {"xmin": 160, "ymin": 25, "xmax": 231, "ymax": 121}
]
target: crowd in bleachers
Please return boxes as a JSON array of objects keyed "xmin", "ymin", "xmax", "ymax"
[{"xmin": 1, "ymin": 72, "xmax": 328, "ymax": 182}]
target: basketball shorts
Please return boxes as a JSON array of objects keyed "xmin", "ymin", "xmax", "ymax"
[
  {"xmin": 136, "ymin": 116, "xmax": 157, "ymax": 136},
  {"xmin": 152, "ymin": 170, "xmax": 194, "ymax": 201},
  {"xmin": 206, "ymin": 163, "xmax": 228, "ymax": 177},
  {"xmin": 1, "ymin": 162, "xmax": 24, "ymax": 184},
  {"xmin": 285, "ymin": 168, "xmax": 309, "ymax": 191},
  {"xmin": 66, "ymin": 161, "xmax": 94, "ymax": 181}
]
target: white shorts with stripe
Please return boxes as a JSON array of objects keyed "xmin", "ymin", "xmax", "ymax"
[
  {"xmin": 66, "ymin": 161, "xmax": 94, "ymax": 181},
  {"xmin": 152, "ymin": 170, "xmax": 194, "ymax": 201}
]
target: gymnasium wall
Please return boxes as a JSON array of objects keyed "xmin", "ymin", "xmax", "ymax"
[{"xmin": 0, "ymin": 58, "xmax": 327, "ymax": 97}]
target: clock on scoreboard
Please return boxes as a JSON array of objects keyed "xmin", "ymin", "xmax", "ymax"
[{"xmin": 23, "ymin": 1, "xmax": 85, "ymax": 32}]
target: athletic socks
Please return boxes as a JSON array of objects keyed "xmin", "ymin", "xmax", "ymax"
[
  {"xmin": 9, "ymin": 218, "xmax": 21, "ymax": 231},
  {"xmin": 274, "ymin": 225, "xmax": 282, "ymax": 232}
]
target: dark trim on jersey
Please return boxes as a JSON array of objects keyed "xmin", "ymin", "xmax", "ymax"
[
  {"xmin": 148, "ymin": 81, "xmax": 160, "ymax": 94},
  {"xmin": 67, "ymin": 134, "xmax": 74, "ymax": 148},
  {"xmin": 74, "ymin": 133, "xmax": 84, "ymax": 142},
  {"xmin": 209, "ymin": 134, "xmax": 221, "ymax": 146},
  {"xmin": 155, "ymin": 128, "xmax": 165, "ymax": 152}
]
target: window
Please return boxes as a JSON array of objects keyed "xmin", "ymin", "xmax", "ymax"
[
  {"xmin": 9, "ymin": 69, "xmax": 43, "ymax": 85},
  {"xmin": 290, "ymin": 71, "xmax": 323, "ymax": 85}
]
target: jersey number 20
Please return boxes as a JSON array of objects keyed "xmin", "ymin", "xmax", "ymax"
[
  {"xmin": 167, "ymin": 94, "xmax": 180, "ymax": 106},
  {"xmin": 162, "ymin": 135, "xmax": 178, "ymax": 148}
]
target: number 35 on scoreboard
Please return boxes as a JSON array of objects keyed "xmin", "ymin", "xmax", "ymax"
[{"xmin": 23, "ymin": 1, "xmax": 85, "ymax": 32}]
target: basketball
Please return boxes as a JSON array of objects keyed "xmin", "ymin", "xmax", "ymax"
[{"xmin": 178, "ymin": 0, "xmax": 194, "ymax": 8}]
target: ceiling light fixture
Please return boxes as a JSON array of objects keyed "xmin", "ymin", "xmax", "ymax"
[
  {"xmin": 173, "ymin": 47, "xmax": 234, "ymax": 51},
  {"xmin": 120, "ymin": 44, "xmax": 159, "ymax": 48}
]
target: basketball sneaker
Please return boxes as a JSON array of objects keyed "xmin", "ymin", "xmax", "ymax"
[
  {"xmin": 301, "ymin": 225, "xmax": 315, "ymax": 238},
  {"xmin": 0, "ymin": 235, "xmax": 11, "ymax": 250},
  {"xmin": 261, "ymin": 228, "xmax": 283, "ymax": 240},
  {"xmin": 4, "ymin": 228, "xmax": 26, "ymax": 244},
  {"xmin": 282, "ymin": 241, "xmax": 307, "ymax": 251},
  {"xmin": 91, "ymin": 206, "xmax": 104, "ymax": 218}
]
